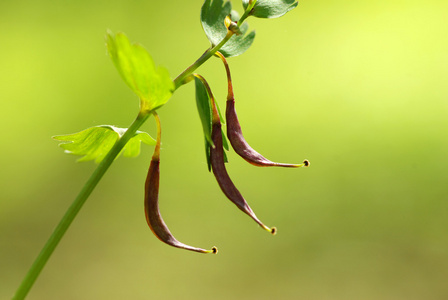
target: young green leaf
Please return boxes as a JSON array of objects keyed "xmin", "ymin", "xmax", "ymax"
[
  {"xmin": 53, "ymin": 125, "xmax": 156, "ymax": 163},
  {"xmin": 195, "ymin": 77, "xmax": 213, "ymax": 148},
  {"xmin": 201, "ymin": 0, "xmax": 255, "ymax": 57},
  {"xmin": 195, "ymin": 77, "xmax": 213, "ymax": 171},
  {"xmin": 242, "ymin": 0, "xmax": 298, "ymax": 18},
  {"xmin": 194, "ymin": 77, "xmax": 229, "ymax": 171},
  {"xmin": 106, "ymin": 30, "xmax": 174, "ymax": 113}
]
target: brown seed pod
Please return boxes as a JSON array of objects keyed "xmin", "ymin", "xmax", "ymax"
[
  {"xmin": 214, "ymin": 51, "xmax": 309, "ymax": 168},
  {"xmin": 226, "ymin": 99, "xmax": 308, "ymax": 168},
  {"xmin": 194, "ymin": 73, "xmax": 275, "ymax": 234},
  {"xmin": 209, "ymin": 100, "xmax": 276, "ymax": 234},
  {"xmin": 144, "ymin": 112, "xmax": 217, "ymax": 254}
]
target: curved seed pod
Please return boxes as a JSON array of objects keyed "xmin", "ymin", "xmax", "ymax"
[
  {"xmin": 193, "ymin": 73, "xmax": 275, "ymax": 234},
  {"xmin": 210, "ymin": 120, "xmax": 276, "ymax": 234},
  {"xmin": 145, "ymin": 112, "xmax": 217, "ymax": 254},
  {"xmin": 226, "ymin": 100, "xmax": 309, "ymax": 168},
  {"xmin": 215, "ymin": 51, "xmax": 309, "ymax": 168}
]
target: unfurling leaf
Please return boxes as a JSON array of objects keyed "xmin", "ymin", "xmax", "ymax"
[
  {"xmin": 106, "ymin": 30, "xmax": 174, "ymax": 113},
  {"xmin": 194, "ymin": 77, "xmax": 229, "ymax": 171},
  {"xmin": 195, "ymin": 77, "xmax": 214, "ymax": 171},
  {"xmin": 242, "ymin": 0, "xmax": 298, "ymax": 19},
  {"xmin": 53, "ymin": 125, "xmax": 156, "ymax": 163},
  {"xmin": 195, "ymin": 77, "xmax": 213, "ymax": 148},
  {"xmin": 201, "ymin": 0, "xmax": 255, "ymax": 57}
]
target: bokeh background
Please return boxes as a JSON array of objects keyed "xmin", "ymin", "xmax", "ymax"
[{"xmin": 1, "ymin": 0, "xmax": 447, "ymax": 299}]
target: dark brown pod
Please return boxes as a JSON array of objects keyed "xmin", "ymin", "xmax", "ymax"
[
  {"xmin": 226, "ymin": 99, "xmax": 309, "ymax": 168},
  {"xmin": 210, "ymin": 117, "xmax": 276, "ymax": 234},
  {"xmin": 144, "ymin": 112, "xmax": 217, "ymax": 254},
  {"xmin": 214, "ymin": 51, "xmax": 308, "ymax": 168},
  {"xmin": 193, "ymin": 72, "xmax": 275, "ymax": 234}
]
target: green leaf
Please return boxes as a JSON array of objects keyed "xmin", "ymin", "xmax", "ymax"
[
  {"xmin": 195, "ymin": 77, "xmax": 213, "ymax": 148},
  {"xmin": 204, "ymin": 137, "xmax": 212, "ymax": 172},
  {"xmin": 106, "ymin": 30, "xmax": 174, "ymax": 112},
  {"xmin": 195, "ymin": 78, "xmax": 229, "ymax": 171},
  {"xmin": 53, "ymin": 125, "xmax": 156, "ymax": 163},
  {"xmin": 242, "ymin": 0, "xmax": 298, "ymax": 18},
  {"xmin": 195, "ymin": 77, "xmax": 213, "ymax": 171},
  {"xmin": 201, "ymin": 0, "xmax": 255, "ymax": 57}
]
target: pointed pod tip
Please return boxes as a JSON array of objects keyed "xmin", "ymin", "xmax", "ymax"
[
  {"xmin": 260, "ymin": 224, "xmax": 277, "ymax": 235},
  {"xmin": 287, "ymin": 159, "xmax": 310, "ymax": 168},
  {"xmin": 201, "ymin": 246, "xmax": 218, "ymax": 254},
  {"xmin": 198, "ymin": 246, "xmax": 218, "ymax": 254}
]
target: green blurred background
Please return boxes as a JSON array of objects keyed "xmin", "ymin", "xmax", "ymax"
[{"xmin": 1, "ymin": 0, "xmax": 447, "ymax": 299}]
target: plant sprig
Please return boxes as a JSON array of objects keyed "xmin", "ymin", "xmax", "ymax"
[{"xmin": 13, "ymin": 0, "xmax": 302, "ymax": 299}]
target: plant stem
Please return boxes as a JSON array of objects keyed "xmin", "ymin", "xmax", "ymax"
[
  {"xmin": 173, "ymin": 2, "xmax": 255, "ymax": 90},
  {"xmin": 14, "ymin": 7, "xmax": 255, "ymax": 297},
  {"xmin": 173, "ymin": 31, "xmax": 234, "ymax": 89},
  {"xmin": 13, "ymin": 113, "xmax": 149, "ymax": 300}
]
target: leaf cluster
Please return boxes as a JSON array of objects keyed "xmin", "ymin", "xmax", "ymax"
[
  {"xmin": 53, "ymin": 126, "xmax": 155, "ymax": 163},
  {"xmin": 201, "ymin": 0, "xmax": 255, "ymax": 57}
]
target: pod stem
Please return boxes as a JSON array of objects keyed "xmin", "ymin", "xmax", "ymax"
[
  {"xmin": 152, "ymin": 111, "xmax": 161, "ymax": 161},
  {"xmin": 214, "ymin": 52, "xmax": 234, "ymax": 101}
]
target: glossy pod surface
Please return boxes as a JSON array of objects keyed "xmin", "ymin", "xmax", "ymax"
[
  {"xmin": 226, "ymin": 98, "xmax": 308, "ymax": 168},
  {"xmin": 144, "ymin": 113, "xmax": 217, "ymax": 254},
  {"xmin": 209, "ymin": 118, "xmax": 275, "ymax": 234}
]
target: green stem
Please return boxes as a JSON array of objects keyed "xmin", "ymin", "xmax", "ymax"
[
  {"xmin": 174, "ymin": 31, "xmax": 234, "ymax": 89},
  {"xmin": 15, "ymin": 4, "xmax": 256, "ymax": 298},
  {"xmin": 13, "ymin": 113, "xmax": 149, "ymax": 300},
  {"xmin": 238, "ymin": 0, "xmax": 256, "ymax": 27},
  {"xmin": 173, "ymin": 1, "xmax": 255, "ymax": 90}
]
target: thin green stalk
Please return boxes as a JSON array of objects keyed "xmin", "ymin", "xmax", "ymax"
[
  {"xmin": 173, "ymin": 1, "xmax": 255, "ymax": 90},
  {"xmin": 14, "ymin": 6, "xmax": 255, "ymax": 298},
  {"xmin": 237, "ymin": 0, "xmax": 256, "ymax": 27},
  {"xmin": 174, "ymin": 31, "xmax": 234, "ymax": 89},
  {"xmin": 13, "ymin": 113, "xmax": 149, "ymax": 300}
]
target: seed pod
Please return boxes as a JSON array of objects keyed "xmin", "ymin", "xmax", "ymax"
[
  {"xmin": 214, "ymin": 51, "xmax": 309, "ymax": 168},
  {"xmin": 193, "ymin": 73, "xmax": 275, "ymax": 234},
  {"xmin": 209, "ymin": 101, "xmax": 276, "ymax": 234},
  {"xmin": 226, "ymin": 99, "xmax": 309, "ymax": 168},
  {"xmin": 145, "ymin": 112, "xmax": 217, "ymax": 254}
]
